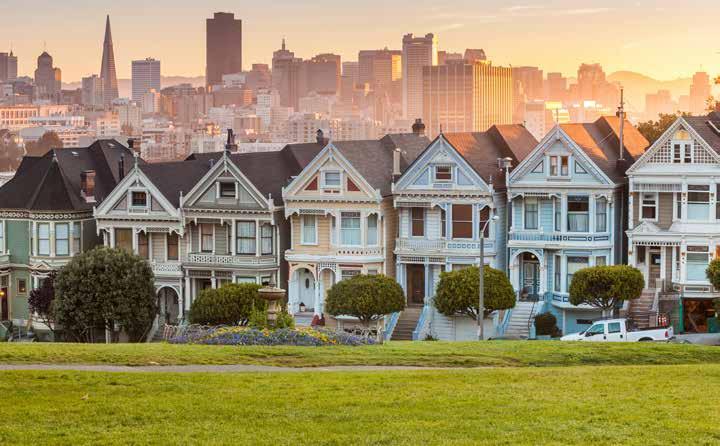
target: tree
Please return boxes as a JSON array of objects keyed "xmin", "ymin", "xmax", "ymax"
[
  {"xmin": 325, "ymin": 274, "xmax": 405, "ymax": 328},
  {"xmin": 189, "ymin": 283, "xmax": 264, "ymax": 326},
  {"xmin": 28, "ymin": 273, "xmax": 57, "ymax": 332},
  {"xmin": 636, "ymin": 113, "xmax": 683, "ymax": 144},
  {"xmin": 434, "ymin": 266, "xmax": 515, "ymax": 320},
  {"xmin": 0, "ymin": 130, "xmax": 24, "ymax": 171},
  {"xmin": 25, "ymin": 131, "xmax": 63, "ymax": 157},
  {"xmin": 53, "ymin": 247, "xmax": 157, "ymax": 342},
  {"xmin": 706, "ymin": 259, "xmax": 720, "ymax": 291},
  {"xmin": 568, "ymin": 265, "xmax": 644, "ymax": 316}
]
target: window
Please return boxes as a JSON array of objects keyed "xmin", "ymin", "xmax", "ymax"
[
  {"xmin": 452, "ymin": 204, "xmax": 473, "ymax": 239},
  {"xmin": 17, "ymin": 279, "xmax": 27, "ymax": 294},
  {"xmin": 38, "ymin": 223, "xmax": 50, "ymax": 256},
  {"xmin": 673, "ymin": 141, "xmax": 692, "ymax": 163},
  {"xmin": 684, "ymin": 144, "xmax": 692, "ymax": 164},
  {"xmin": 687, "ymin": 246, "xmax": 709, "ymax": 282},
  {"xmin": 167, "ymin": 233, "xmax": 179, "ymax": 261},
  {"xmin": 341, "ymin": 269, "xmax": 361, "ymax": 281},
  {"xmin": 440, "ymin": 208, "xmax": 447, "ymax": 238},
  {"xmin": 434, "ymin": 166, "xmax": 452, "ymax": 182},
  {"xmin": 411, "ymin": 208, "xmax": 425, "ymax": 237},
  {"xmin": 595, "ymin": 198, "xmax": 607, "ymax": 232},
  {"xmin": 261, "ymin": 224, "xmax": 273, "ymax": 255},
  {"xmin": 567, "ymin": 196, "xmax": 589, "ymax": 232},
  {"xmin": 131, "ymin": 191, "xmax": 147, "ymax": 207},
  {"xmin": 531, "ymin": 161, "xmax": 543, "ymax": 173},
  {"xmin": 574, "ymin": 162, "xmax": 587, "ymax": 174},
  {"xmin": 200, "ymin": 224, "xmax": 213, "ymax": 252},
  {"xmin": 554, "ymin": 198, "xmax": 561, "ymax": 232},
  {"xmin": 72, "ymin": 222, "xmax": 81, "ymax": 254},
  {"xmin": 367, "ymin": 268, "xmax": 379, "ymax": 275},
  {"xmin": 550, "ymin": 156, "xmax": 569, "ymax": 176},
  {"xmin": 219, "ymin": 182, "xmax": 236, "ymax": 198},
  {"xmin": 341, "ymin": 212, "xmax": 361, "ymax": 246},
  {"xmin": 524, "ymin": 198, "xmax": 538, "ymax": 230},
  {"xmin": 138, "ymin": 232, "xmax": 149, "ymax": 259},
  {"xmin": 687, "ymin": 186, "xmax": 710, "ymax": 221},
  {"xmin": 676, "ymin": 193, "xmax": 683, "ymax": 220},
  {"xmin": 595, "ymin": 256, "xmax": 607, "ymax": 266},
  {"xmin": 586, "ymin": 324, "xmax": 604, "ymax": 336},
  {"xmin": 567, "ymin": 256, "xmax": 589, "ymax": 291},
  {"xmin": 554, "ymin": 256, "xmax": 561, "ymax": 292},
  {"xmin": 301, "ymin": 215, "xmax": 317, "ymax": 245},
  {"xmin": 55, "ymin": 223, "xmax": 69, "ymax": 256},
  {"xmin": 641, "ymin": 193, "xmax": 657, "ymax": 220},
  {"xmin": 673, "ymin": 143, "xmax": 682, "ymax": 163},
  {"xmin": 367, "ymin": 214, "xmax": 378, "ymax": 245},
  {"xmin": 115, "ymin": 228, "xmax": 132, "ymax": 252},
  {"xmin": 236, "ymin": 221, "xmax": 256, "ymax": 254},
  {"xmin": 478, "ymin": 206, "xmax": 491, "ymax": 238},
  {"xmin": 331, "ymin": 216, "xmax": 337, "ymax": 245},
  {"xmin": 322, "ymin": 171, "xmax": 341, "ymax": 188},
  {"xmin": 0, "ymin": 222, "xmax": 4, "ymax": 253},
  {"xmin": 607, "ymin": 322, "xmax": 621, "ymax": 334}
]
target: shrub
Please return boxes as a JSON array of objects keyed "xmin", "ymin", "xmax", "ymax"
[
  {"xmin": 189, "ymin": 283, "xmax": 263, "ymax": 326},
  {"xmin": 28, "ymin": 273, "xmax": 56, "ymax": 332},
  {"xmin": 434, "ymin": 266, "xmax": 515, "ymax": 320},
  {"xmin": 53, "ymin": 247, "xmax": 156, "ymax": 342},
  {"xmin": 169, "ymin": 326, "xmax": 375, "ymax": 346},
  {"xmin": 707, "ymin": 259, "xmax": 720, "ymax": 291},
  {"xmin": 534, "ymin": 312, "xmax": 557, "ymax": 336},
  {"xmin": 247, "ymin": 305, "xmax": 268, "ymax": 330},
  {"xmin": 569, "ymin": 265, "xmax": 644, "ymax": 314},
  {"xmin": 325, "ymin": 274, "xmax": 405, "ymax": 327},
  {"xmin": 275, "ymin": 305, "xmax": 295, "ymax": 329}
]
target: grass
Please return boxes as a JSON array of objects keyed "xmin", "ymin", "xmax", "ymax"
[
  {"xmin": 1, "ymin": 340, "xmax": 719, "ymax": 368},
  {"xmin": 1, "ymin": 365, "xmax": 720, "ymax": 444}
]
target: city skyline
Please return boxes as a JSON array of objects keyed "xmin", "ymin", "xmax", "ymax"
[{"xmin": 2, "ymin": 0, "xmax": 719, "ymax": 82}]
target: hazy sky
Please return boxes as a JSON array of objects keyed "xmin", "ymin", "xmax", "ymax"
[{"xmin": 3, "ymin": 0, "xmax": 719, "ymax": 82}]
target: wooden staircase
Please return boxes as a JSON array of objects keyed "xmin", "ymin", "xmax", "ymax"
[
  {"xmin": 629, "ymin": 289, "xmax": 657, "ymax": 329},
  {"xmin": 391, "ymin": 307, "xmax": 423, "ymax": 341}
]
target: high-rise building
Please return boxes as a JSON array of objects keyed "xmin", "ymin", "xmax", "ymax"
[
  {"xmin": 132, "ymin": 58, "xmax": 161, "ymax": 101},
  {"xmin": 271, "ymin": 39, "xmax": 303, "ymax": 110},
  {"xmin": 206, "ymin": 12, "xmax": 243, "ymax": 89},
  {"xmin": 645, "ymin": 90, "xmax": 675, "ymax": 119},
  {"xmin": 689, "ymin": 72, "xmax": 711, "ymax": 115},
  {"xmin": 34, "ymin": 52, "xmax": 61, "ymax": 100},
  {"xmin": 463, "ymin": 49, "xmax": 487, "ymax": 63},
  {"xmin": 302, "ymin": 53, "xmax": 341, "ymax": 96},
  {"xmin": 81, "ymin": 75, "xmax": 104, "ymax": 109},
  {"xmin": 512, "ymin": 66, "xmax": 544, "ymax": 102},
  {"xmin": 342, "ymin": 61, "xmax": 359, "ymax": 85},
  {"xmin": 545, "ymin": 72, "xmax": 567, "ymax": 102},
  {"xmin": 0, "ymin": 51, "xmax": 18, "ymax": 82},
  {"xmin": 245, "ymin": 64, "xmax": 271, "ymax": 91},
  {"xmin": 100, "ymin": 15, "xmax": 119, "ymax": 107},
  {"xmin": 437, "ymin": 51, "xmax": 462, "ymax": 65},
  {"xmin": 402, "ymin": 33, "xmax": 437, "ymax": 119},
  {"xmin": 358, "ymin": 48, "xmax": 402, "ymax": 91},
  {"xmin": 422, "ymin": 60, "xmax": 513, "ymax": 137},
  {"xmin": 571, "ymin": 63, "xmax": 618, "ymax": 107}
]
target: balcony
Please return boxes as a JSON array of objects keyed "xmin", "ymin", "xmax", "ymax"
[
  {"xmin": 395, "ymin": 238, "xmax": 495, "ymax": 255},
  {"xmin": 184, "ymin": 252, "xmax": 277, "ymax": 268},
  {"xmin": 509, "ymin": 231, "xmax": 611, "ymax": 246},
  {"xmin": 332, "ymin": 246, "xmax": 384, "ymax": 256},
  {"xmin": 150, "ymin": 261, "xmax": 183, "ymax": 276}
]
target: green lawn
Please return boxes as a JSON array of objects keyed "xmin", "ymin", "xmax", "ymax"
[
  {"xmin": 0, "ymin": 340, "xmax": 719, "ymax": 368},
  {"xmin": 1, "ymin": 365, "xmax": 719, "ymax": 445}
]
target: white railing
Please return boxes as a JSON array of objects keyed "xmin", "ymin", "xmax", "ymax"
[
  {"xmin": 185, "ymin": 253, "xmax": 277, "ymax": 266},
  {"xmin": 509, "ymin": 231, "xmax": 610, "ymax": 243},
  {"xmin": 332, "ymin": 246, "xmax": 384, "ymax": 256},
  {"xmin": 151, "ymin": 261, "xmax": 183, "ymax": 274},
  {"xmin": 396, "ymin": 238, "xmax": 496, "ymax": 253}
]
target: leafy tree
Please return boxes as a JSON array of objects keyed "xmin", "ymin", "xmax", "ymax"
[
  {"xmin": 0, "ymin": 130, "xmax": 24, "ymax": 171},
  {"xmin": 28, "ymin": 272, "xmax": 57, "ymax": 332},
  {"xmin": 25, "ymin": 131, "xmax": 63, "ymax": 157},
  {"xmin": 325, "ymin": 274, "xmax": 405, "ymax": 327},
  {"xmin": 706, "ymin": 259, "xmax": 720, "ymax": 292},
  {"xmin": 434, "ymin": 266, "xmax": 515, "ymax": 320},
  {"xmin": 636, "ymin": 113, "xmax": 683, "ymax": 144},
  {"xmin": 189, "ymin": 283, "xmax": 264, "ymax": 326},
  {"xmin": 53, "ymin": 247, "xmax": 156, "ymax": 342},
  {"xmin": 569, "ymin": 265, "xmax": 644, "ymax": 316}
]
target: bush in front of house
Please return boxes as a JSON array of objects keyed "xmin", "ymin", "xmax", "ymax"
[
  {"xmin": 568, "ymin": 265, "xmax": 644, "ymax": 315},
  {"xmin": 706, "ymin": 259, "xmax": 720, "ymax": 291},
  {"xmin": 53, "ymin": 247, "xmax": 157, "ymax": 343},
  {"xmin": 325, "ymin": 274, "xmax": 405, "ymax": 327},
  {"xmin": 169, "ymin": 326, "xmax": 375, "ymax": 346},
  {"xmin": 434, "ymin": 266, "xmax": 515, "ymax": 320},
  {"xmin": 534, "ymin": 312, "xmax": 561, "ymax": 337},
  {"xmin": 189, "ymin": 283, "xmax": 265, "ymax": 326}
]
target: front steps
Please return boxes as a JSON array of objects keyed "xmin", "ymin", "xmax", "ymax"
[
  {"xmin": 628, "ymin": 289, "xmax": 657, "ymax": 329},
  {"xmin": 504, "ymin": 301, "xmax": 541, "ymax": 339},
  {"xmin": 391, "ymin": 307, "xmax": 423, "ymax": 340}
]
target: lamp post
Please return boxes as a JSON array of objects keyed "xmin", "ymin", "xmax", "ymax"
[{"xmin": 478, "ymin": 215, "xmax": 500, "ymax": 341}]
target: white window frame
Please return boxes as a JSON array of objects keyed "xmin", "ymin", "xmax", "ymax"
[
  {"xmin": 367, "ymin": 214, "xmax": 379, "ymax": 246},
  {"xmin": 549, "ymin": 155, "xmax": 570, "ymax": 177},
  {"xmin": 37, "ymin": 223, "xmax": 51, "ymax": 256},
  {"xmin": 524, "ymin": 198, "xmax": 539, "ymax": 230},
  {"xmin": 129, "ymin": 189, "xmax": 149, "ymax": 211},
  {"xmin": 434, "ymin": 165, "xmax": 453, "ymax": 183},
  {"xmin": 321, "ymin": 171, "xmax": 342, "ymax": 189},
  {"xmin": 687, "ymin": 185, "xmax": 711, "ymax": 222},
  {"xmin": 340, "ymin": 212, "xmax": 362, "ymax": 247},
  {"xmin": 217, "ymin": 181, "xmax": 238, "ymax": 199},
  {"xmin": 54, "ymin": 223, "xmax": 70, "ymax": 257},
  {"xmin": 595, "ymin": 198, "xmax": 608, "ymax": 233},
  {"xmin": 640, "ymin": 192, "xmax": 658, "ymax": 222},
  {"xmin": 300, "ymin": 215, "xmax": 318, "ymax": 245}
]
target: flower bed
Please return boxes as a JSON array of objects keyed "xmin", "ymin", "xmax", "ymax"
[{"xmin": 168, "ymin": 326, "xmax": 376, "ymax": 346}]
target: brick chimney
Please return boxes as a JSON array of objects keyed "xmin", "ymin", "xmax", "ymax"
[
  {"xmin": 81, "ymin": 170, "xmax": 96, "ymax": 203},
  {"xmin": 412, "ymin": 118, "xmax": 425, "ymax": 136}
]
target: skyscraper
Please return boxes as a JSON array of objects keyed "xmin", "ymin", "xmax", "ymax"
[
  {"xmin": 689, "ymin": 72, "xmax": 711, "ymax": 115},
  {"xmin": 358, "ymin": 48, "xmax": 402, "ymax": 91},
  {"xmin": 402, "ymin": 33, "xmax": 437, "ymax": 119},
  {"xmin": 100, "ymin": 15, "xmax": 119, "ymax": 107},
  {"xmin": 272, "ymin": 39, "xmax": 303, "ymax": 110},
  {"xmin": 206, "ymin": 12, "xmax": 243, "ymax": 89},
  {"xmin": 82, "ymin": 75, "xmax": 104, "ymax": 109},
  {"xmin": 34, "ymin": 51, "xmax": 61, "ymax": 100},
  {"xmin": 0, "ymin": 51, "xmax": 17, "ymax": 82},
  {"xmin": 302, "ymin": 53, "xmax": 341, "ymax": 96},
  {"xmin": 132, "ymin": 58, "xmax": 161, "ymax": 101}
]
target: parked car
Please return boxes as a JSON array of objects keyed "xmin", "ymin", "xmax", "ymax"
[{"xmin": 560, "ymin": 318, "xmax": 673, "ymax": 342}]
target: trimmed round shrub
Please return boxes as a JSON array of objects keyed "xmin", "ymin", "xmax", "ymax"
[
  {"xmin": 189, "ymin": 283, "xmax": 264, "ymax": 326},
  {"xmin": 569, "ymin": 265, "xmax": 644, "ymax": 312},
  {"xmin": 435, "ymin": 266, "xmax": 515, "ymax": 320},
  {"xmin": 325, "ymin": 274, "xmax": 405, "ymax": 327},
  {"xmin": 534, "ymin": 312, "xmax": 557, "ymax": 336}
]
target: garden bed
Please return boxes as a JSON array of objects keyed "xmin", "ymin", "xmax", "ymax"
[{"xmin": 168, "ymin": 325, "xmax": 376, "ymax": 346}]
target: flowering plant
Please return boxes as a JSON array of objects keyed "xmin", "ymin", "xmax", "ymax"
[{"xmin": 169, "ymin": 325, "xmax": 375, "ymax": 346}]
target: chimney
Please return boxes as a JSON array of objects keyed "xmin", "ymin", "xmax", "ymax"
[
  {"xmin": 316, "ymin": 129, "xmax": 325, "ymax": 144},
  {"xmin": 118, "ymin": 154, "xmax": 125, "ymax": 180},
  {"xmin": 127, "ymin": 138, "xmax": 141, "ymax": 155},
  {"xmin": 392, "ymin": 148, "xmax": 402, "ymax": 177},
  {"xmin": 80, "ymin": 170, "xmax": 96, "ymax": 202},
  {"xmin": 225, "ymin": 128, "xmax": 237, "ymax": 153},
  {"xmin": 412, "ymin": 118, "xmax": 425, "ymax": 136}
]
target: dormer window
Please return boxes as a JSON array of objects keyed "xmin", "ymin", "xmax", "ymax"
[
  {"xmin": 434, "ymin": 166, "xmax": 452, "ymax": 182},
  {"xmin": 131, "ymin": 191, "xmax": 147, "ymax": 208},
  {"xmin": 549, "ymin": 156, "xmax": 569, "ymax": 177},
  {"xmin": 322, "ymin": 171, "xmax": 341, "ymax": 189},
  {"xmin": 219, "ymin": 182, "xmax": 236, "ymax": 198}
]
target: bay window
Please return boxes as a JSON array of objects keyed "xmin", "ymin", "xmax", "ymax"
[
  {"xmin": 554, "ymin": 197, "xmax": 561, "ymax": 232},
  {"xmin": 167, "ymin": 233, "xmax": 179, "ymax": 261},
  {"xmin": 38, "ymin": 223, "xmax": 50, "ymax": 255},
  {"xmin": 72, "ymin": 222, "xmax": 81, "ymax": 253},
  {"xmin": 341, "ymin": 269, "xmax": 361, "ymax": 281},
  {"xmin": 554, "ymin": 255, "xmax": 561, "ymax": 292},
  {"xmin": 55, "ymin": 223, "xmax": 69, "ymax": 256},
  {"xmin": 411, "ymin": 208, "xmax": 425, "ymax": 237},
  {"xmin": 261, "ymin": 224, "xmax": 273, "ymax": 255},
  {"xmin": 686, "ymin": 247, "xmax": 709, "ymax": 282},
  {"xmin": 367, "ymin": 214, "xmax": 378, "ymax": 245},
  {"xmin": 452, "ymin": 204, "xmax": 473, "ymax": 239},
  {"xmin": 341, "ymin": 212, "xmax": 361, "ymax": 246},
  {"xmin": 641, "ymin": 193, "xmax": 657, "ymax": 220},
  {"xmin": 567, "ymin": 257, "xmax": 589, "ymax": 291},
  {"xmin": 687, "ymin": 185, "xmax": 710, "ymax": 221},
  {"xmin": 301, "ymin": 215, "xmax": 317, "ymax": 245},
  {"xmin": 524, "ymin": 198, "xmax": 538, "ymax": 230},
  {"xmin": 595, "ymin": 256, "xmax": 607, "ymax": 266},
  {"xmin": 567, "ymin": 196, "xmax": 589, "ymax": 232},
  {"xmin": 200, "ymin": 224, "xmax": 213, "ymax": 252},
  {"xmin": 138, "ymin": 232, "xmax": 149, "ymax": 259},
  {"xmin": 595, "ymin": 198, "xmax": 607, "ymax": 232},
  {"xmin": 236, "ymin": 221, "xmax": 256, "ymax": 254}
]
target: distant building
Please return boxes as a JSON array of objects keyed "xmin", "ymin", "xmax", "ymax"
[
  {"xmin": 358, "ymin": 48, "xmax": 402, "ymax": 92},
  {"xmin": 81, "ymin": 75, "xmax": 104, "ymax": 109},
  {"xmin": 100, "ymin": 16, "xmax": 119, "ymax": 107},
  {"xmin": 545, "ymin": 72, "xmax": 567, "ymax": 103},
  {"xmin": 570, "ymin": 63, "xmax": 618, "ymax": 107},
  {"xmin": 206, "ymin": 12, "xmax": 243, "ymax": 89},
  {"xmin": 645, "ymin": 90, "xmax": 675, "ymax": 119},
  {"xmin": 132, "ymin": 58, "xmax": 161, "ymax": 102},
  {"xmin": 0, "ymin": 52, "xmax": 18, "ymax": 82},
  {"xmin": 342, "ymin": 61, "xmax": 359, "ymax": 85},
  {"xmin": 512, "ymin": 66, "xmax": 544, "ymax": 102},
  {"xmin": 271, "ymin": 39, "xmax": 303, "ymax": 110},
  {"xmin": 689, "ymin": 72, "xmax": 711, "ymax": 115},
  {"xmin": 34, "ymin": 52, "xmax": 61, "ymax": 100},
  {"xmin": 303, "ymin": 53, "xmax": 341, "ymax": 96},
  {"xmin": 402, "ymin": 33, "xmax": 437, "ymax": 120}
]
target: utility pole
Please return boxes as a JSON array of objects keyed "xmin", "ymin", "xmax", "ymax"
[{"xmin": 617, "ymin": 87, "xmax": 625, "ymax": 161}]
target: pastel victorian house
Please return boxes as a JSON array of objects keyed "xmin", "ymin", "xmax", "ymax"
[
  {"xmin": 0, "ymin": 140, "xmax": 133, "ymax": 322},
  {"xmin": 626, "ymin": 112, "xmax": 720, "ymax": 333},
  {"xmin": 507, "ymin": 117, "xmax": 648, "ymax": 335},
  {"xmin": 283, "ymin": 133, "xmax": 428, "ymax": 326},
  {"xmin": 392, "ymin": 125, "xmax": 537, "ymax": 340}
]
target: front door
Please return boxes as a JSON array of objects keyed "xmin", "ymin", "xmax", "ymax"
[
  {"xmin": 522, "ymin": 260, "xmax": 539, "ymax": 300},
  {"xmin": 298, "ymin": 269, "xmax": 315, "ymax": 312},
  {"xmin": 0, "ymin": 287, "xmax": 7, "ymax": 320},
  {"xmin": 649, "ymin": 250, "xmax": 661, "ymax": 288},
  {"xmin": 406, "ymin": 265, "xmax": 425, "ymax": 306}
]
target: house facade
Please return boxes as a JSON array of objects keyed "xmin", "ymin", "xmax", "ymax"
[
  {"xmin": 0, "ymin": 140, "xmax": 133, "ymax": 321},
  {"xmin": 508, "ymin": 117, "xmax": 648, "ymax": 334},
  {"xmin": 393, "ymin": 125, "xmax": 537, "ymax": 340},
  {"xmin": 626, "ymin": 112, "xmax": 720, "ymax": 333}
]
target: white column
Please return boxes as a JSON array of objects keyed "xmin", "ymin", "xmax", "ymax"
[
  {"xmin": 211, "ymin": 272, "xmax": 217, "ymax": 289},
  {"xmin": 184, "ymin": 276, "xmax": 192, "ymax": 311},
  {"xmin": 671, "ymin": 245, "xmax": 677, "ymax": 282},
  {"xmin": 230, "ymin": 219, "xmax": 236, "ymax": 255},
  {"xmin": 660, "ymin": 246, "xmax": 667, "ymax": 283},
  {"xmin": 313, "ymin": 280, "xmax": 321, "ymax": 316},
  {"xmin": 255, "ymin": 219, "xmax": 261, "ymax": 257},
  {"xmin": 360, "ymin": 211, "xmax": 367, "ymax": 246},
  {"xmin": 49, "ymin": 222, "xmax": 55, "ymax": 256},
  {"xmin": 679, "ymin": 242, "xmax": 687, "ymax": 284},
  {"xmin": 589, "ymin": 195, "xmax": 596, "ymax": 233},
  {"xmin": 335, "ymin": 212, "xmax": 342, "ymax": 246},
  {"xmin": 628, "ymin": 193, "xmax": 634, "ymax": 228},
  {"xmin": 132, "ymin": 228, "xmax": 138, "ymax": 254},
  {"xmin": 31, "ymin": 221, "xmax": 37, "ymax": 255},
  {"xmin": 681, "ymin": 182, "xmax": 688, "ymax": 223},
  {"xmin": 561, "ymin": 194, "xmax": 568, "ymax": 233},
  {"xmin": 109, "ymin": 228, "xmax": 115, "ymax": 248},
  {"xmin": 424, "ymin": 263, "xmax": 430, "ymax": 303}
]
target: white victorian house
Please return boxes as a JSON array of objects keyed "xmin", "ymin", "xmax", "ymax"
[
  {"xmin": 507, "ymin": 117, "xmax": 648, "ymax": 335},
  {"xmin": 392, "ymin": 126, "xmax": 537, "ymax": 341},
  {"xmin": 626, "ymin": 112, "xmax": 720, "ymax": 333}
]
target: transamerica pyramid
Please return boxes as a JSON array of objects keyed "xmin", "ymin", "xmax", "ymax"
[{"xmin": 100, "ymin": 15, "xmax": 119, "ymax": 107}]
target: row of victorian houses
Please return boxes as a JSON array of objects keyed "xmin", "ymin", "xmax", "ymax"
[{"xmin": 1, "ymin": 112, "xmax": 719, "ymax": 339}]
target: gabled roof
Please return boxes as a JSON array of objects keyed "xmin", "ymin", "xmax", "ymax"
[
  {"xmin": 138, "ymin": 160, "xmax": 211, "ymax": 208},
  {"xmin": 682, "ymin": 112, "xmax": 720, "ymax": 154},
  {"xmin": 443, "ymin": 124, "xmax": 538, "ymax": 189},
  {"xmin": 0, "ymin": 139, "xmax": 137, "ymax": 212},
  {"xmin": 560, "ymin": 116, "xmax": 649, "ymax": 183}
]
